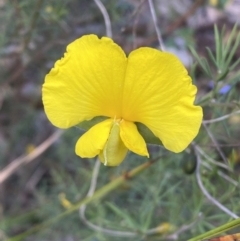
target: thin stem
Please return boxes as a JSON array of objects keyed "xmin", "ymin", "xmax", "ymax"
[
  {"xmin": 94, "ymin": 0, "xmax": 112, "ymax": 38},
  {"xmin": 79, "ymin": 160, "xmax": 138, "ymax": 237},
  {"xmin": 188, "ymin": 217, "xmax": 240, "ymax": 241},
  {"xmin": 148, "ymin": 0, "xmax": 165, "ymax": 51},
  {"xmin": 203, "ymin": 109, "xmax": 240, "ymax": 124},
  {"xmin": 202, "ymin": 122, "xmax": 228, "ymax": 165},
  {"xmin": 194, "ymin": 144, "xmax": 232, "ymax": 172},
  {"xmin": 194, "ymin": 146, "xmax": 239, "ymax": 219},
  {"xmin": 79, "ymin": 159, "xmax": 137, "ymax": 237},
  {"xmin": 201, "ymin": 161, "xmax": 238, "ymax": 186}
]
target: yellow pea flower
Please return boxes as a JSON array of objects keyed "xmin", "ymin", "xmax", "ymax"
[{"xmin": 42, "ymin": 35, "xmax": 202, "ymax": 166}]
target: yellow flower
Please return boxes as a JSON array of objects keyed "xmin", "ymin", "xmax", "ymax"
[{"xmin": 42, "ymin": 35, "xmax": 202, "ymax": 166}]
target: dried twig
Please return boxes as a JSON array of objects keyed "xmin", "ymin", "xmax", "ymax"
[{"xmin": 0, "ymin": 130, "xmax": 63, "ymax": 184}]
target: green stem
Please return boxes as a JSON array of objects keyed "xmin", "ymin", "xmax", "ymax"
[
  {"xmin": 188, "ymin": 217, "xmax": 240, "ymax": 241},
  {"xmin": 6, "ymin": 160, "xmax": 154, "ymax": 241}
]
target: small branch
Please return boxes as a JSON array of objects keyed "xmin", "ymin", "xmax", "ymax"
[{"xmin": 148, "ymin": 0, "xmax": 165, "ymax": 51}]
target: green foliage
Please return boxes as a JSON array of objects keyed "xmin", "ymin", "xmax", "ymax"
[{"xmin": 190, "ymin": 24, "xmax": 240, "ymax": 82}]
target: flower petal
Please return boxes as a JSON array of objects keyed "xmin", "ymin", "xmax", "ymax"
[
  {"xmin": 75, "ymin": 119, "xmax": 113, "ymax": 158},
  {"xmin": 42, "ymin": 35, "xmax": 127, "ymax": 128},
  {"xmin": 99, "ymin": 121, "xmax": 128, "ymax": 166},
  {"xmin": 120, "ymin": 120, "xmax": 149, "ymax": 157},
  {"xmin": 122, "ymin": 48, "xmax": 202, "ymax": 152}
]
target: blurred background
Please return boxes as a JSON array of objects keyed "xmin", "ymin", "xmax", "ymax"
[{"xmin": 0, "ymin": 0, "xmax": 240, "ymax": 240}]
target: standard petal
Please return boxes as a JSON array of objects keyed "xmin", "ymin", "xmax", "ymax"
[
  {"xmin": 120, "ymin": 120, "xmax": 149, "ymax": 157},
  {"xmin": 75, "ymin": 119, "xmax": 113, "ymax": 158},
  {"xmin": 122, "ymin": 48, "xmax": 202, "ymax": 152},
  {"xmin": 43, "ymin": 35, "xmax": 127, "ymax": 128}
]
